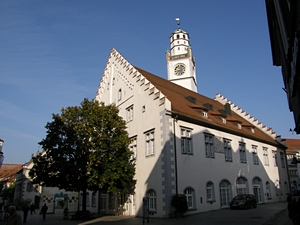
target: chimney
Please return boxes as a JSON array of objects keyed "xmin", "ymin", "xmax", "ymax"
[{"xmin": 224, "ymin": 103, "xmax": 231, "ymax": 116}]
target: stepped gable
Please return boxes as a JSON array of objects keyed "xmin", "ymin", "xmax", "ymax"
[
  {"xmin": 96, "ymin": 48, "xmax": 166, "ymax": 106},
  {"xmin": 214, "ymin": 94, "xmax": 277, "ymax": 138},
  {"xmin": 134, "ymin": 67, "xmax": 280, "ymax": 146}
]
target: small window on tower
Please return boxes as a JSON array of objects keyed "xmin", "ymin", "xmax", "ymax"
[
  {"xmin": 177, "ymin": 41, "xmax": 179, "ymax": 44},
  {"xmin": 177, "ymin": 35, "xmax": 179, "ymax": 39},
  {"xmin": 183, "ymin": 34, "xmax": 186, "ymax": 39},
  {"xmin": 178, "ymin": 47, "xmax": 180, "ymax": 50}
]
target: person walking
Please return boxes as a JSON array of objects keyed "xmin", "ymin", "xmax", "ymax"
[
  {"xmin": 288, "ymin": 197, "xmax": 299, "ymax": 225},
  {"xmin": 41, "ymin": 203, "xmax": 48, "ymax": 220},
  {"xmin": 29, "ymin": 204, "xmax": 35, "ymax": 215},
  {"xmin": 6, "ymin": 205, "xmax": 21, "ymax": 225},
  {"xmin": 22, "ymin": 204, "xmax": 29, "ymax": 223}
]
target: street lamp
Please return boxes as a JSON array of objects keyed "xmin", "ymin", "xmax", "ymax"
[{"xmin": 0, "ymin": 139, "xmax": 4, "ymax": 169}]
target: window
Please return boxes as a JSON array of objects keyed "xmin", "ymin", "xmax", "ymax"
[
  {"xmin": 222, "ymin": 117, "xmax": 226, "ymax": 124},
  {"xmin": 184, "ymin": 188, "xmax": 195, "ymax": 209},
  {"xmin": 237, "ymin": 123, "xmax": 242, "ymax": 129},
  {"xmin": 263, "ymin": 147, "xmax": 269, "ymax": 166},
  {"xmin": 204, "ymin": 134, "xmax": 214, "ymax": 158},
  {"xmin": 142, "ymin": 105, "xmax": 145, "ymax": 113},
  {"xmin": 129, "ymin": 137, "xmax": 137, "ymax": 160},
  {"xmin": 109, "ymin": 193, "xmax": 115, "ymax": 209},
  {"xmin": 112, "ymin": 77, "xmax": 115, "ymax": 85},
  {"xmin": 147, "ymin": 190, "xmax": 157, "ymax": 211},
  {"xmin": 266, "ymin": 181, "xmax": 271, "ymax": 199},
  {"xmin": 224, "ymin": 139, "xmax": 232, "ymax": 162},
  {"xmin": 220, "ymin": 180, "xmax": 232, "ymax": 207},
  {"xmin": 272, "ymin": 151, "xmax": 278, "ymax": 166},
  {"xmin": 118, "ymin": 89, "xmax": 122, "ymax": 101},
  {"xmin": 280, "ymin": 152, "xmax": 285, "ymax": 168},
  {"xmin": 86, "ymin": 192, "xmax": 90, "ymax": 207},
  {"xmin": 26, "ymin": 182, "xmax": 33, "ymax": 192},
  {"xmin": 239, "ymin": 142, "xmax": 247, "ymax": 163},
  {"xmin": 145, "ymin": 130, "xmax": 155, "ymax": 156},
  {"xmin": 92, "ymin": 192, "xmax": 96, "ymax": 207},
  {"xmin": 126, "ymin": 105, "xmax": 134, "ymax": 122},
  {"xmin": 203, "ymin": 111, "xmax": 208, "ymax": 118},
  {"xmin": 252, "ymin": 145, "xmax": 259, "ymax": 165},
  {"xmin": 236, "ymin": 177, "xmax": 248, "ymax": 195},
  {"xmin": 206, "ymin": 182, "xmax": 215, "ymax": 202},
  {"xmin": 181, "ymin": 128, "xmax": 192, "ymax": 154}
]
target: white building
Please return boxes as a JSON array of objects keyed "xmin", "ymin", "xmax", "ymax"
[
  {"xmin": 94, "ymin": 24, "xmax": 289, "ymax": 218},
  {"xmin": 14, "ymin": 159, "xmax": 79, "ymax": 213}
]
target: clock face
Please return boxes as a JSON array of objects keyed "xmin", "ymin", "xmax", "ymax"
[{"xmin": 174, "ymin": 64, "xmax": 186, "ymax": 75}]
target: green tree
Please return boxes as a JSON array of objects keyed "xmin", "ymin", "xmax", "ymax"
[
  {"xmin": 0, "ymin": 182, "xmax": 15, "ymax": 203},
  {"xmin": 29, "ymin": 98, "xmax": 136, "ymax": 211}
]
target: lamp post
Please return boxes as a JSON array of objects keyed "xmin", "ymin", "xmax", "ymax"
[{"xmin": 0, "ymin": 139, "xmax": 4, "ymax": 169}]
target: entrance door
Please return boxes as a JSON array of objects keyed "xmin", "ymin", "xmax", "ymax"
[
  {"xmin": 220, "ymin": 180, "xmax": 231, "ymax": 208},
  {"xmin": 253, "ymin": 177, "xmax": 263, "ymax": 203}
]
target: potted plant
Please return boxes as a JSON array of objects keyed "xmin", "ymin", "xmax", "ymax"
[{"xmin": 171, "ymin": 194, "xmax": 188, "ymax": 218}]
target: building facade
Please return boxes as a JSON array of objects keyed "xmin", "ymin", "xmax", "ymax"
[
  {"xmin": 265, "ymin": 0, "xmax": 300, "ymax": 134},
  {"xmin": 14, "ymin": 158, "xmax": 78, "ymax": 213},
  {"xmin": 94, "ymin": 24, "xmax": 290, "ymax": 218}
]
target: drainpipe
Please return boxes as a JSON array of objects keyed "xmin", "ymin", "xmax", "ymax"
[{"xmin": 172, "ymin": 114, "xmax": 178, "ymax": 195}]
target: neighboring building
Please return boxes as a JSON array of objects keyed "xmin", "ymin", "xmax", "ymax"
[
  {"xmin": 265, "ymin": 0, "xmax": 300, "ymax": 134},
  {"xmin": 283, "ymin": 138, "xmax": 300, "ymax": 193},
  {"xmin": 94, "ymin": 23, "xmax": 290, "ymax": 217},
  {"xmin": 14, "ymin": 156, "xmax": 78, "ymax": 213},
  {"xmin": 0, "ymin": 164, "xmax": 22, "ymax": 206}
]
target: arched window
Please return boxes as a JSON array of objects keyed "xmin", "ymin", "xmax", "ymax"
[
  {"xmin": 219, "ymin": 180, "xmax": 232, "ymax": 208},
  {"xmin": 147, "ymin": 190, "xmax": 157, "ymax": 211},
  {"xmin": 184, "ymin": 188, "xmax": 196, "ymax": 209},
  {"xmin": 206, "ymin": 182, "xmax": 215, "ymax": 202},
  {"xmin": 266, "ymin": 181, "xmax": 271, "ymax": 199},
  {"xmin": 176, "ymin": 34, "xmax": 179, "ymax": 39},
  {"xmin": 236, "ymin": 177, "xmax": 248, "ymax": 195}
]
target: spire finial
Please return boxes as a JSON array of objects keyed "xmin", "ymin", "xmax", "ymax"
[{"xmin": 175, "ymin": 18, "xmax": 180, "ymax": 29}]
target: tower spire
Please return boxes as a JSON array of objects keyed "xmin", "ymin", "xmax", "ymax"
[{"xmin": 176, "ymin": 18, "xmax": 180, "ymax": 29}]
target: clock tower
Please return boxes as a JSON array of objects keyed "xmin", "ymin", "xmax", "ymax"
[{"xmin": 166, "ymin": 19, "xmax": 197, "ymax": 92}]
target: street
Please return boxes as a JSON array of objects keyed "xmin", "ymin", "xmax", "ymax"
[{"xmin": 0, "ymin": 201, "xmax": 291, "ymax": 225}]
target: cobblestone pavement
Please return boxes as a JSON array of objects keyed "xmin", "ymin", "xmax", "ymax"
[{"xmin": 0, "ymin": 202, "xmax": 292, "ymax": 225}]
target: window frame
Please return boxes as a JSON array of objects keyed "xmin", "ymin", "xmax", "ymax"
[
  {"xmin": 239, "ymin": 142, "xmax": 247, "ymax": 163},
  {"xmin": 184, "ymin": 188, "xmax": 196, "ymax": 210},
  {"xmin": 252, "ymin": 145, "xmax": 259, "ymax": 165},
  {"xmin": 206, "ymin": 182, "xmax": 215, "ymax": 202},
  {"xmin": 181, "ymin": 127, "xmax": 193, "ymax": 155},
  {"xmin": 263, "ymin": 147, "xmax": 269, "ymax": 166},
  {"xmin": 147, "ymin": 190, "xmax": 157, "ymax": 212},
  {"xmin": 126, "ymin": 105, "xmax": 134, "ymax": 122},
  {"xmin": 204, "ymin": 133, "xmax": 214, "ymax": 158},
  {"xmin": 145, "ymin": 130, "xmax": 155, "ymax": 157},
  {"xmin": 224, "ymin": 139, "xmax": 232, "ymax": 162}
]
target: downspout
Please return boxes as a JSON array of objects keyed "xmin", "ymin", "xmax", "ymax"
[{"xmin": 172, "ymin": 114, "xmax": 178, "ymax": 195}]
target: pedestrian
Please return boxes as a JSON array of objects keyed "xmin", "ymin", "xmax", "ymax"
[
  {"xmin": 22, "ymin": 204, "xmax": 29, "ymax": 223},
  {"xmin": 29, "ymin": 204, "xmax": 35, "ymax": 215},
  {"xmin": 288, "ymin": 197, "xmax": 299, "ymax": 225},
  {"xmin": 6, "ymin": 205, "xmax": 21, "ymax": 225},
  {"xmin": 41, "ymin": 203, "xmax": 48, "ymax": 220}
]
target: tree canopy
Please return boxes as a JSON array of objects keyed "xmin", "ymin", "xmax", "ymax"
[{"xmin": 29, "ymin": 98, "xmax": 136, "ymax": 211}]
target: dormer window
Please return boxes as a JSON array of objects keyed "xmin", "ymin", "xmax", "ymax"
[
  {"xmin": 251, "ymin": 128, "xmax": 255, "ymax": 133},
  {"xmin": 222, "ymin": 118, "xmax": 226, "ymax": 124},
  {"xmin": 203, "ymin": 112, "xmax": 208, "ymax": 118},
  {"xmin": 237, "ymin": 123, "xmax": 242, "ymax": 129}
]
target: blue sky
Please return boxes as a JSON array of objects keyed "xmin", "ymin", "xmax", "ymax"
[{"xmin": 0, "ymin": 0, "xmax": 298, "ymax": 164}]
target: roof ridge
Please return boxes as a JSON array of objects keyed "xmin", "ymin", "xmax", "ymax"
[{"xmin": 214, "ymin": 93, "xmax": 277, "ymax": 139}]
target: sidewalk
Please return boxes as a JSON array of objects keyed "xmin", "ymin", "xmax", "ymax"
[{"xmin": 0, "ymin": 202, "xmax": 292, "ymax": 225}]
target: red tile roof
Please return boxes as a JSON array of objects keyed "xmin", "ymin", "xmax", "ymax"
[
  {"xmin": 134, "ymin": 66, "xmax": 284, "ymax": 147},
  {"xmin": 0, "ymin": 164, "xmax": 23, "ymax": 183},
  {"xmin": 284, "ymin": 139, "xmax": 300, "ymax": 153}
]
